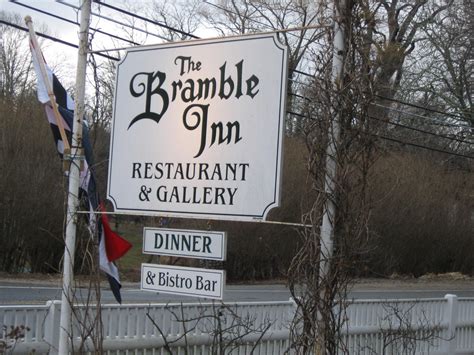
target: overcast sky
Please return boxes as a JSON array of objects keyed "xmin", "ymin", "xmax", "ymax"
[
  {"xmin": 1, "ymin": 0, "xmax": 215, "ymax": 95},
  {"xmin": 1, "ymin": 1, "xmax": 90, "ymax": 49}
]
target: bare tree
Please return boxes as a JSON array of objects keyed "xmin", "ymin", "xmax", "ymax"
[
  {"xmin": 147, "ymin": 0, "xmax": 201, "ymax": 41},
  {"xmin": 0, "ymin": 12, "xmax": 35, "ymax": 100},
  {"xmin": 286, "ymin": 0, "xmax": 378, "ymax": 352},
  {"xmin": 201, "ymin": 0, "xmax": 328, "ymax": 134},
  {"xmin": 0, "ymin": 18, "xmax": 65, "ymax": 273},
  {"xmin": 285, "ymin": 0, "xmax": 452, "ymax": 352},
  {"xmin": 410, "ymin": 0, "xmax": 472, "ymax": 127},
  {"xmin": 0, "ymin": 325, "xmax": 30, "ymax": 354},
  {"xmin": 343, "ymin": 0, "xmax": 452, "ymax": 135},
  {"xmin": 358, "ymin": 0, "xmax": 451, "ymax": 99},
  {"xmin": 146, "ymin": 301, "xmax": 273, "ymax": 354},
  {"xmin": 303, "ymin": 2, "xmax": 469, "ymax": 352},
  {"xmin": 358, "ymin": 302, "xmax": 444, "ymax": 354}
]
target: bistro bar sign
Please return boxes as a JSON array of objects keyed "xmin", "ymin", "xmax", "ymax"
[
  {"xmin": 141, "ymin": 263, "xmax": 224, "ymax": 299},
  {"xmin": 107, "ymin": 34, "xmax": 288, "ymax": 221}
]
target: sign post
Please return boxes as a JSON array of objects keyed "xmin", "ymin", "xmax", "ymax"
[
  {"xmin": 108, "ymin": 34, "xmax": 288, "ymax": 221},
  {"xmin": 57, "ymin": 0, "xmax": 91, "ymax": 353}
]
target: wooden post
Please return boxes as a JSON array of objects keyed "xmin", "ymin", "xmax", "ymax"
[{"xmin": 24, "ymin": 16, "xmax": 71, "ymax": 155}]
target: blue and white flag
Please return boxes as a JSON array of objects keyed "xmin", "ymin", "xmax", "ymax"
[{"xmin": 30, "ymin": 39, "xmax": 131, "ymax": 303}]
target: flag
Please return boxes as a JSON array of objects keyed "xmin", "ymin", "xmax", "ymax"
[{"xmin": 30, "ymin": 40, "xmax": 132, "ymax": 303}]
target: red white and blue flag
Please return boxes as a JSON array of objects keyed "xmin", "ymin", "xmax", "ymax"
[{"xmin": 30, "ymin": 40, "xmax": 131, "ymax": 303}]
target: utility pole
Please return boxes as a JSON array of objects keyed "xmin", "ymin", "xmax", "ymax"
[
  {"xmin": 58, "ymin": 1, "xmax": 91, "ymax": 353},
  {"xmin": 319, "ymin": 0, "xmax": 345, "ymax": 280},
  {"xmin": 317, "ymin": 0, "xmax": 345, "ymax": 352}
]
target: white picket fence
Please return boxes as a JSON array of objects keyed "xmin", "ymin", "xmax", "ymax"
[
  {"xmin": 341, "ymin": 295, "xmax": 474, "ymax": 354},
  {"xmin": 1, "ymin": 295, "xmax": 474, "ymax": 354}
]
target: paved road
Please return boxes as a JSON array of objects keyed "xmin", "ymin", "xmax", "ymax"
[
  {"xmin": 1, "ymin": 280, "xmax": 473, "ymax": 304},
  {"xmin": 0, "ymin": 283, "xmax": 290, "ymax": 304}
]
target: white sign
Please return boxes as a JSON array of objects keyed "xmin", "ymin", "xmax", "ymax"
[
  {"xmin": 143, "ymin": 228, "xmax": 226, "ymax": 260},
  {"xmin": 107, "ymin": 34, "xmax": 288, "ymax": 221},
  {"xmin": 141, "ymin": 263, "xmax": 224, "ymax": 299}
]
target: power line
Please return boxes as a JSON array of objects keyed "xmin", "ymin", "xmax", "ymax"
[
  {"xmin": 48, "ymin": 1, "xmax": 469, "ymax": 129},
  {"xmin": 289, "ymin": 92, "xmax": 311, "ymax": 102},
  {"xmin": 368, "ymin": 115, "xmax": 474, "ymax": 145},
  {"xmin": 287, "ymin": 68, "xmax": 470, "ymax": 125},
  {"xmin": 202, "ymin": 0, "xmax": 329, "ymax": 41},
  {"xmin": 92, "ymin": 0, "xmax": 199, "ymax": 39},
  {"xmin": 48, "ymin": 0, "xmax": 323, "ymax": 86},
  {"xmin": 92, "ymin": 0, "xmax": 329, "ymax": 46},
  {"xmin": 3, "ymin": 24, "xmax": 470, "ymax": 160},
  {"xmin": 375, "ymin": 94, "xmax": 469, "ymax": 122},
  {"xmin": 5, "ymin": 11, "xmax": 468, "ymax": 138},
  {"xmin": 6, "ymin": 3, "xmax": 469, "ymax": 145},
  {"xmin": 11, "ymin": 0, "xmax": 140, "ymax": 45},
  {"xmin": 291, "ymin": 68, "xmax": 314, "ymax": 78},
  {"xmin": 286, "ymin": 108, "xmax": 474, "ymax": 158},
  {"xmin": 285, "ymin": 75, "xmax": 469, "ymax": 128},
  {"xmin": 373, "ymin": 103, "xmax": 469, "ymax": 128},
  {"xmin": 0, "ymin": 19, "xmax": 119, "ymax": 61},
  {"xmin": 288, "ymin": 106, "xmax": 472, "ymax": 145},
  {"xmin": 373, "ymin": 133, "xmax": 474, "ymax": 160},
  {"xmin": 288, "ymin": 77, "xmax": 313, "ymax": 87},
  {"xmin": 57, "ymin": 0, "xmax": 169, "ymax": 42},
  {"xmin": 287, "ymin": 110, "xmax": 306, "ymax": 118}
]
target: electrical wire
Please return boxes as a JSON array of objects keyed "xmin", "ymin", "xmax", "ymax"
[
  {"xmin": 287, "ymin": 110, "xmax": 306, "ymax": 118},
  {"xmin": 92, "ymin": 0, "xmax": 199, "ymax": 39},
  {"xmin": 5, "ymin": 5, "xmax": 470, "ymax": 156},
  {"xmin": 13, "ymin": 0, "xmax": 469, "ymax": 129},
  {"xmin": 286, "ymin": 108, "xmax": 474, "ymax": 158},
  {"xmin": 201, "ymin": 0, "xmax": 330, "ymax": 78},
  {"xmin": 57, "ymin": 0, "xmax": 169, "ymax": 42},
  {"xmin": 286, "ymin": 70, "xmax": 471, "ymax": 127},
  {"xmin": 291, "ymin": 68, "xmax": 315, "ymax": 78},
  {"xmin": 375, "ymin": 94, "xmax": 469, "ymax": 122},
  {"xmin": 289, "ymin": 106, "xmax": 473, "ymax": 146},
  {"xmin": 368, "ymin": 115, "xmax": 474, "ymax": 145},
  {"xmin": 372, "ymin": 133, "xmax": 474, "ymax": 160},
  {"xmin": 59, "ymin": 0, "xmax": 328, "ymax": 78},
  {"xmin": 202, "ymin": 0, "xmax": 330, "ymax": 39},
  {"xmin": 5, "ymin": 18, "xmax": 468, "ymax": 149},
  {"xmin": 373, "ymin": 103, "xmax": 469, "ymax": 128},
  {"xmin": 0, "ymin": 19, "xmax": 119, "ymax": 61},
  {"xmin": 288, "ymin": 107, "xmax": 472, "ymax": 145},
  {"xmin": 10, "ymin": 0, "xmax": 140, "ymax": 45},
  {"xmin": 284, "ymin": 69, "xmax": 470, "ymax": 129},
  {"xmin": 289, "ymin": 92, "xmax": 311, "ymax": 102},
  {"xmin": 288, "ymin": 68, "xmax": 471, "ymax": 125},
  {"xmin": 89, "ymin": 0, "xmax": 328, "ymax": 53},
  {"xmin": 288, "ymin": 77, "xmax": 313, "ymax": 87}
]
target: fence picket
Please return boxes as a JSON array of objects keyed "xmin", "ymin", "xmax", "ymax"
[{"xmin": 2, "ymin": 297, "xmax": 474, "ymax": 354}]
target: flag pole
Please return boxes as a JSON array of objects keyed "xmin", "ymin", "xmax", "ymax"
[
  {"xmin": 24, "ymin": 17, "xmax": 71, "ymax": 155},
  {"xmin": 56, "ymin": 1, "xmax": 92, "ymax": 353}
]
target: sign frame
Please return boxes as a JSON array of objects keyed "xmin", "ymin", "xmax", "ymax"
[
  {"xmin": 107, "ymin": 33, "xmax": 288, "ymax": 221},
  {"xmin": 143, "ymin": 227, "xmax": 227, "ymax": 261},
  {"xmin": 141, "ymin": 263, "xmax": 225, "ymax": 299}
]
